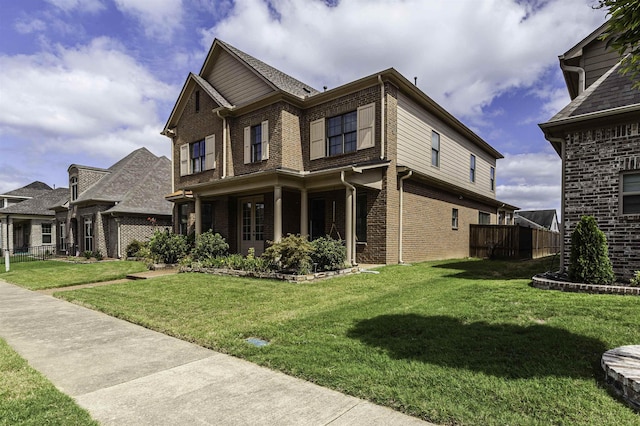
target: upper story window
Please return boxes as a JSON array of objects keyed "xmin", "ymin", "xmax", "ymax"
[
  {"xmin": 195, "ymin": 90, "xmax": 200, "ymax": 113},
  {"xmin": 180, "ymin": 135, "xmax": 215, "ymax": 176},
  {"xmin": 310, "ymin": 103, "xmax": 375, "ymax": 160},
  {"xmin": 243, "ymin": 121, "xmax": 269, "ymax": 164},
  {"xmin": 490, "ymin": 166, "xmax": 495, "ymax": 191},
  {"xmin": 470, "ymin": 154, "xmax": 476, "ymax": 183},
  {"xmin": 431, "ymin": 131, "xmax": 440, "ymax": 167},
  {"xmin": 622, "ymin": 172, "xmax": 640, "ymax": 214},
  {"xmin": 328, "ymin": 111, "xmax": 357, "ymax": 156},
  {"xmin": 70, "ymin": 176, "xmax": 78, "ymax": 200}
]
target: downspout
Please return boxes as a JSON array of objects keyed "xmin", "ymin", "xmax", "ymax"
[
  {"xmin": 216, "ymin": 110, "xmax": 227, "ymax": 178},
  {"xmin": 398, "ymin": 171, "xmax": 412, "ymax": 264},
  {"xmin": 378, "ymin": 75, "xmax": 385, "ymax": 160},
  {"xmin": 340, "ymin": 171, "xmax": 356, "ymax": 266},
  {"xmin": 561, "ymin": 64, "xmax": 585, "ymax": 95}
]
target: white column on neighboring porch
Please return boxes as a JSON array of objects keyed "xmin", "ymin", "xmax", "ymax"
[
  {"xmin": 345, "ymin": 187, "xmax": 354, "ymax": 266},
  {"xmin": 274, "ymin": 185, "xmax": 282, "ymax": 243},
  {"xmin": 194, "ymin": 194, "xmax": 202, "ymax": 236},
  {"xmin": 300, "ymin": 188, "xmax": 308, "ymax": 237},
  {"xmin": 7, "ymin": 217, "xmax": 13, "ymax": 253}
]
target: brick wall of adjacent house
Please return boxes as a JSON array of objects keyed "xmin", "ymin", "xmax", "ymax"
[
  {"xmin": 30, "ymin": 219, "xmax": 56, "ymax": 249},
  {"xmin": 563, "ymin": 123, "xmax": 640, "ymax": 280},
  {"xmin": 117, "ymin": 216, "xmax": 172, "ymax": 258},
  {"xmin": 72, "ymin": 167, "xmax": 109, "ymax": 196},
  {"xmin": 383, "ymin": 84, "xmax": 399, "ymax": 264}
]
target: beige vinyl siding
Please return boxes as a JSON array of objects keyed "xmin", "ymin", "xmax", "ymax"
[
  {"xmin": 396, "ymin": 92, "xmax": 496, "ymax": 199},
  {"xmin": 582, "ymin": 39, "xmax": 620, "ymax": 88},
  {"xmin": 205, "ymin": 50, "xmax": 273, "ymax": 106}
]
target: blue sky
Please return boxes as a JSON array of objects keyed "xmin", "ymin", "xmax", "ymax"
[{"xmin": 0, "ymin": 0, "xmax": 608, "ymax": 214}]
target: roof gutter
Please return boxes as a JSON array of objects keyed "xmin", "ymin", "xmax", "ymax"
[{"xmin": 560, "ymin": 62, "xmax": 585, "ymax": 95}]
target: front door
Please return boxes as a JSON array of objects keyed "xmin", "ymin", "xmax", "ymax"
[{"xmin": 239, "ymin": 196, "xmax": 265, "ymax": 256}]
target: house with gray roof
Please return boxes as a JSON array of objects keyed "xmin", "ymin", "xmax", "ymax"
[
  {"xmin": 51, "ymin": 148, "xmax": 173, "ymax": 258},
  {"xmin": 514, "ymin": 210, "xmax": 559, "ymax": 232},
  {"xmin": 162, "ymin": 39, "xmax": 517, "ymax": 264},
  {"xmin": 0, "ymin": 183, "xmax": 65, "ymax": 253},
  {"xmin": 539, "ymin": 21, "xmax": 640, "ymax": 280}
]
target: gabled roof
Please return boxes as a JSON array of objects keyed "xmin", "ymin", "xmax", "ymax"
[
  {"xmin": 0, "ymin": 188, "xmax": 68, "ymax": 216},
  {"xmin": 213, "ymin": 40, "xmax": 319, "ymax": 99},
  {"xmin": 560, "ymin": 21, "xmax": 609, "ymax": 61},
  {"xmin": 2, "ymin": 181, "xmax": 52, "ymax": 199},
  {"xmin": 515, "ymin": 210, "xmax": 557, "ymax": 230},
  {"xmin": 69, "ymin": 148, "xmax": 172, "ymax": 216}
]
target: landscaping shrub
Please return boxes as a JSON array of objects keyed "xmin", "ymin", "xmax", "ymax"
[
  {"xmin": 262, "ymin": 234, "xmax": 313, "ymax": 274},
  {"xmin": 310, "ymin": 236, "xmax": 347, "ymax": 271},
  {"xmin": 148, "ymin": 231, "xmax": 188, "ymax": 264},
  {"xmin": 568, "ymin": 216, "xmax": 615, "ymax": 284},
  {"xmin": 126, "ymin": 240, "xmax": 146, "ymax": 258},
  {"xmin": 630, "ymin": 271, "xmax": 640, "ymax": 287},
  {"xmin": 192, "ymin": 231, "xmax": 229, "ymax": 260}
]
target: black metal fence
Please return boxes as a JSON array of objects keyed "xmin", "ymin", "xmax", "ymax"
[{"xmin": 0, "ymin": 244, "xmax": 82, "ymax": 269}]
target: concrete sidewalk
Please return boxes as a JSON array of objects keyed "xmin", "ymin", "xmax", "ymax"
[{"xmin": 0, "ymin": 281, "xmax": 431, "ymax": 425}]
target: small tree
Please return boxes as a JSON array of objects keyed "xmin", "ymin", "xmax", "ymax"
[{"xmin": 568, "ymin": 216, "xmax": 615, "ymax": 284}]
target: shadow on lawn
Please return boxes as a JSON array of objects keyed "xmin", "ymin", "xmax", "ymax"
[
  {"xmin": 431, "ymin": 257, "xmax": 560, "ymax": 281},
  {"xmin": 348, "ymin": 314, "xmax": 605, "ymax": 379}
]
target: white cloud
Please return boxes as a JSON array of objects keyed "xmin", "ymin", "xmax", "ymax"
[
  {"xmin": 204, "ymin": 0, "xmax": 606, "ymax": 123},
  {"xmin": 113, "ymin": 0, "xmax": 184, "ymax": 41},
  {"xmin": 14, "ymin": 18, "xmax": 47, "ymax": 34},
  {"xmin": 0, "ymin": 37, "xmax": 175, "ymax": 163},
  {"xmin": 497, "ymin": 152, "xmax": 561, "ymax": 212},
  {"xmin": 44, "ymin": 0, "xmax": 106, "ymax": 14}
]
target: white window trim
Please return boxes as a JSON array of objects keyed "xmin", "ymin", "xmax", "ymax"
[{"xmin": 621, "ymin": 171, "xmax": 640, "ymax": 215}]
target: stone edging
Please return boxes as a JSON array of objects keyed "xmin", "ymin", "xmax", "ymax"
[
  {"xmin": 602, "ymin": 346, "xmax": 640, "ymax": 411},
  {"xmin": 531, "ymin": 275, "xmax": 640, "ymax": 296},
  {"xmin": 180, "ymin": 266, "xmax": 361, "ymax": 282}
]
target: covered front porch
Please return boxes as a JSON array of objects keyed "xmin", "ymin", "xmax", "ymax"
[{"xmin": 169, "ymin": 163, "xmax": 388, "ymax": 265}]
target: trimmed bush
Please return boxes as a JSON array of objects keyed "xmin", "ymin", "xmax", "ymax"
[
  {"xmin": 262, "ymin": 234, "xmax": 313, "ymax": 274},
  {"xmin": 126, "ymin": 240, "xmax": 146, "ymax": 258},
  {"xmin": 568, "ymin": 216, "xmax": 615, "ymax": 284},
  {"xmin": 192, "ymin": 231, "xmax": 229, "ymax": 260},
  {"xmin": 310, "ymin": 236, "xmax": 347, "ymax": 271},
  {"xmin": 149, "ymin": 231, "xmax": 188, "ymax": 264}
]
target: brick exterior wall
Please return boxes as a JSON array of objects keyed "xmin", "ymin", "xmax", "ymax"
[
  {"xmin": 383, "ymin": 84, "xmax": 399, "ymax": 264},
  {"xmin": 563, "ymin": 123, "xmax": 640, "ymax": 280}
]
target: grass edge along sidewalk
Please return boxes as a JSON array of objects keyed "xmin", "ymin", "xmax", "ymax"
[
  {"xmin": 56, "ymin": 257, "xmax": 640, "ymax": 426},
  {"xmin": 0, "ymin": 337, "xmax": 97, "ymax": 426}
]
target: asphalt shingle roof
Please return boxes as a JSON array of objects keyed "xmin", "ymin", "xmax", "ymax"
[
  {"xmin": 0, "ymin": 188, "xmax": 68, "ymax": 216},
  {"xmin": 3, "ymin": 181, "xmax": 53, "ymax": 198},
  {"xmin": 549, "ymin": 61, "xmax": 640, "ymax": 122},
  {"xmin": 218, "ymin": 40, "xmax": 320, "ymax": 99},
  {"xmin": 71, "ymin": 148, "xmax": 172, "ymax": 216},
  {"xmin": 515, "ymin": 210, "xmax": 557, "ymax": 230}
]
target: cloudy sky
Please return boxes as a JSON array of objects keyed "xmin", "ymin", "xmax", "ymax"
[{"xmin": 0, "ymin": 0, "xmax": 608, "ymax": 214}]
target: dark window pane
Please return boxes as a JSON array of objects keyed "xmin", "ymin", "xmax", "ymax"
[
  {"xmin": 623, "ymin": 194, "xmax": 640, "ymax": 214},
  {"xmin": 344, "ymin": 111, "xmax": 357, "ymax": 133},
  {"xmin": 623, "ymin": 174, "xmax": 640, "ymax": 193},
  {"xmin": 327, "ymin": 116, "xmax": 342, "ymax": 137},
  {"xmin": 344, "ymin": 132, "xmax": 357, "ymax": 153}
]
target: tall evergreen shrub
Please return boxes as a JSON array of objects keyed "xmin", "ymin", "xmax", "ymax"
[{"xmin": 568, "ymin": 216, "xmax": 615, "ymax": 284}]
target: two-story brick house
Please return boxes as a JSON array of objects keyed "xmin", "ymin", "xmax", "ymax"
[
  {"xmin": 540, "ymin": 21, "xmax": 640, "ymax": 279},
  {"xmin": 51, "ymin": 148, "xmax": 173, "ymax": 258},
  {"xmin": 163, "ymin": 39, "xmax": 516, "ymax": 265}
]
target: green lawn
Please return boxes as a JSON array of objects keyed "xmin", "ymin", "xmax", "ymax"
[
  {"xmin": 0, "ymin": 260, "xmax": 147, "ymax": 290},
  {"xmin": 55, "ymin": 257, "xmax": 640, "ymax": 425},
  {"xmin": 0, "ymin": 338, "xmax": 97, "ymax": 426}
]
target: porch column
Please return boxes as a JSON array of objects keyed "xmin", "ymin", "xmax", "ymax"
[
  {"xmin": 194, "ymin": 194, "xmax": 202, "ymax": 236},
  {"xmin": 300, "ymin": 188, "xmax": 308, "ymax": 237},
  {"xmin": 345, "ymin": 187, "xmax": 354, "ymax": 266},
  {"xmin": 0, "ymin": 216, "xmax": 7, "ymax": 251},
  {"xmin": 7, "ymin": 217, "xmax": 13, "ymax": 253},
  {"xmin": 274, "ymin": 185, "xmax": 282, "ymax": 243}
]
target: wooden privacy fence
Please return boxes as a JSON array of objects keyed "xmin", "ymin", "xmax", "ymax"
[{"xmin": 470, "ymin": 225, "xmax": 561, "ymax": 259}]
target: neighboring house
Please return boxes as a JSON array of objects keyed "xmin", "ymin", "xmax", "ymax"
[
  {"xmin": 162, "ymin": 39, "xmax": 517, "ymax": 265},
  {"xmin": 515, "ymin": 210, "xmax": 560, "ymax": 232},
  {"xmin": 0, "ymin": 183, "xmax": 67, "ymax": 253},
  {"xmin": 51, "ymin": 148, "xmax": 173, "ymax": 258},
  {"xmin": 539, "ymin": 21, "xmax": 640, "ymax": 279}
]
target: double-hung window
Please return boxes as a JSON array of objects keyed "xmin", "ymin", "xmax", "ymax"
[
  {"xmin": 431, "ymin": 131, "xmax": 440, "ymax": 167},
  {"xmin": 180, "ymin": 135, "xmax": 215, "ymax": 176},
  {"xmin": 452, "ymin": 208, "xmax": 459, "ymax": 229},
  {"xmin": 59, "ymin": 223, "xmax": 66, "ymax": 248},
  {"xmin": 42, "ymin": 223, "xmax": 52, "ymax": 244},
  {"xmin": 470, "ymin": 154, "xmax": 476, "ymax": 183},
  {"xmin": 84, "ymin": 217, "xmax": 93, "ymax": 252},
  {"xmin": 327, "ymin": 111, "xmax": 357, "ymax": 156},
  {"xmin": 191, "ymin": 140, "xmax": 206, "ymax": 173},
  {"xmin": 251, "ymin": 124, "xmax": 262, "ymax": 162},
  {"xmin": 622, "ymin": 173, "xmax": 640, "ymax": 214},
  {"xmin": 243, "ymin": 121, "xmax": 269, "ymax": 164},
  {"xmin": 479, "ymin": 211, "xmax": 491, "ymax": 225}
]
